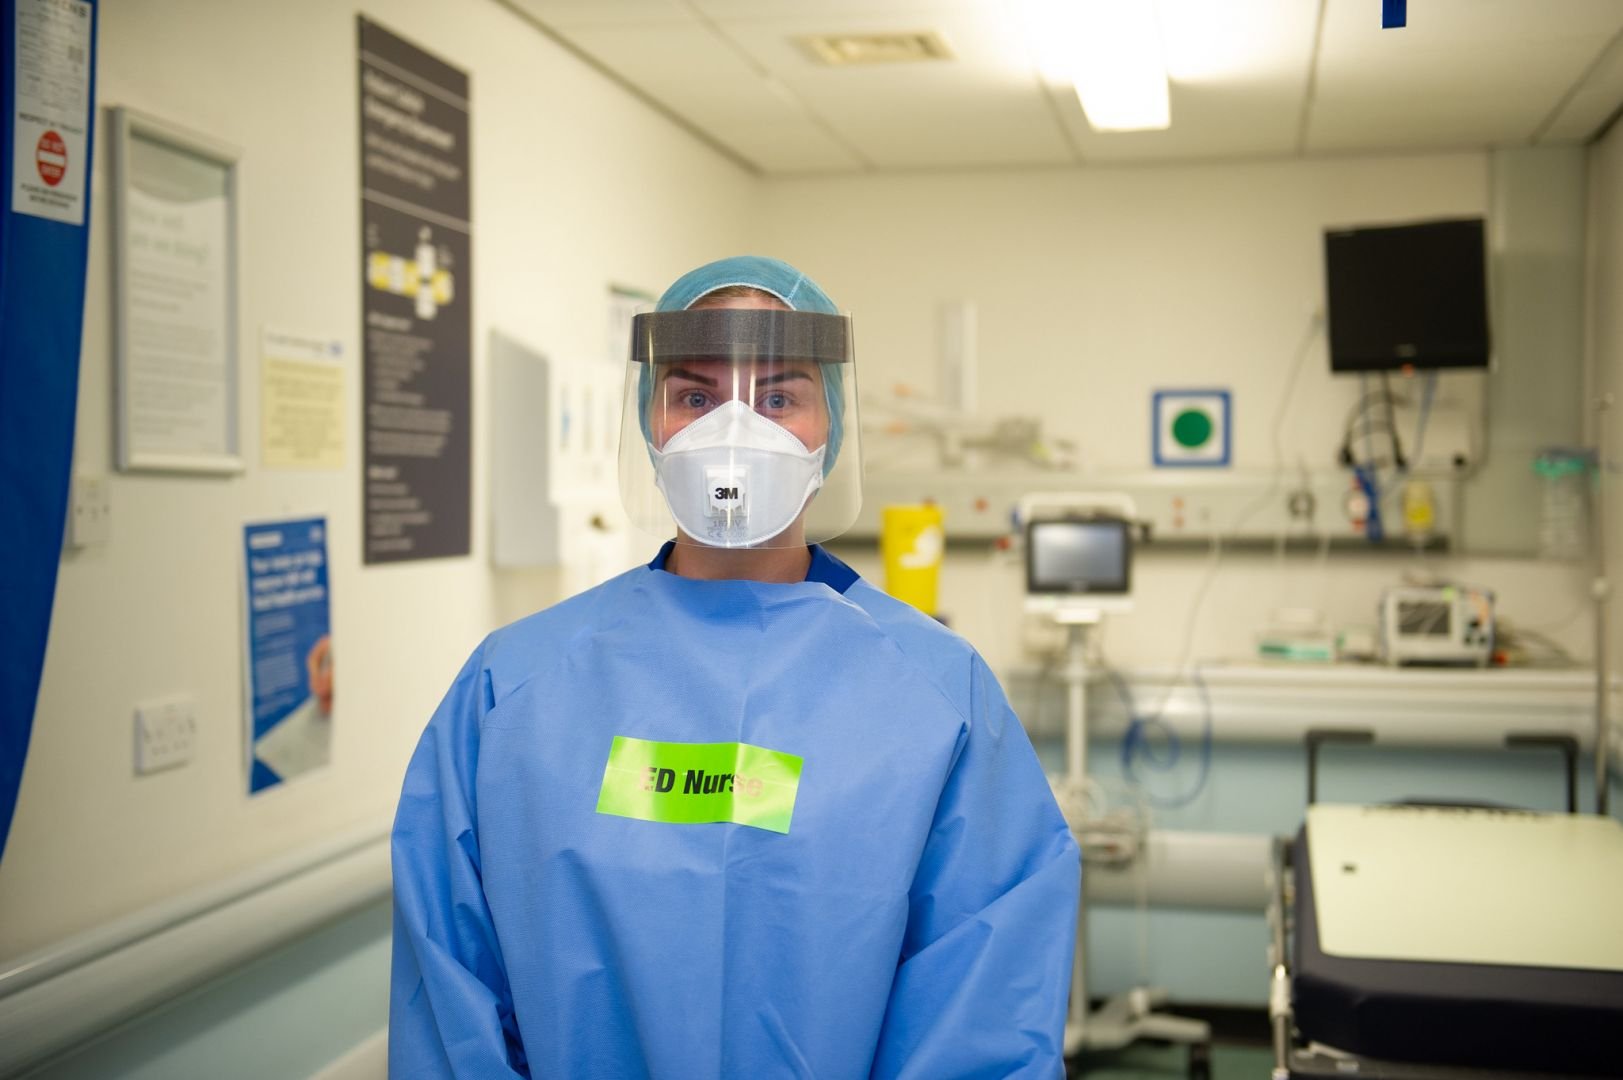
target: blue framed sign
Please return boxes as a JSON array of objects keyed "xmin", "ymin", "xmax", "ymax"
[{"xmin": 1152, "ymin": 389, "xmax": 1232, "ymax": 468}]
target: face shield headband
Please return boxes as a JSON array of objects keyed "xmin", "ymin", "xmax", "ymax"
[{"xmin": 632, "ymin": 308, "xmax": 852, "ymax": 474}]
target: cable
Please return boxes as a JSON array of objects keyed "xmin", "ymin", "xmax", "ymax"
[
  {"xmin": 1109, "ymin": 311, "xmax": 1320, "ymax": 801},
  {"xmin": 1409, "ymin": 370, "xmax": 1438, "ymax": 468},
  {"xmin": 1313, "ymin": 524, "xmax": 1334, "ymax": 612},
  {"xmin": 1100, "ymin": 311, "xmax": 1318, "ymax": 808},
  {"xmin": 1110, "ymin": 667, "xmax": 1180, "ymax": 770},
  {"xmin": 1339, "ymin": 383, "xmax": 1405, "ymax": 468},
  {"xmin": 1516, "ymin": 598, "xmax": 1592, "ymax": 636},
  {"xmin": 1495, "ymin": 621, "xmax": 1578, "ymax": 667},
  {"xmin": 1379, "ymin": 371, "xmax": 1407, "ymax": 469},
  {"xmin": 1354, "ymin": 463, "xmax": 1384, "ymax": 541},
  {"xmin": 1110, "ymin": 664, "xmax": 1214, "ymax": 808},
  {"xmin": 1270, "ymin": 312, "xmax": 1324, "ymax": 476},
  {"xmin": 1361, "ymin": 373, "xmax": 1371, "ymax": 458},
  {"xmin": 1342, "ymin": 372, "xmax": 1442, "ymax": 548}
]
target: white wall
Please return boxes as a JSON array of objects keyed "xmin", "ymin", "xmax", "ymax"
[
  {"xmin": 761, "ymin": 155, "xmax": 1488, "ymax": 471},
  {"xmin": 0, "ymin": 0, "xmax": 754, "ymax": 957},
  {"xmin": 1589, "ymin": 122, "xmax": 1623, "ymax": 682},
  {"xmin": 760, "ymin": 157, "xmax": 1595, "ymax": 673}
]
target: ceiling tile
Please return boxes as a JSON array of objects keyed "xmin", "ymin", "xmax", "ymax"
[
  {"xmin": 1539, "ymin": 28, "xmax": 1623, "ymax": 142},
  {"xmin": 562, "ymin": 22, "xmax": 869, "ymax": 171},
  {"xmin": 516, "ymin": 0, "xmax": 1623, "ymax": 172},
  {"xmin": 714, "ymin": 8, "xmax": 1070, "ymax": 169},
  {"xmin": 1053, "ymin": 79, "xmax": 1301, "ymax": 163},
  {"xmin": 693, "ymin": 0, "xmax": 988, "ymax": 17},
  {"xmin": 1321, "ymin": 0, "xmax": 1623, "ymax": 52},
  {"xmin": 1308, "ymin": 0, "xmax": 1623, "ymax": 150},
  {"xmin": 1045, "ymin": 0, "xmax": 1315, "ymax": 164},
  {"xmin": 563, "ymin": 23, "xmax": 800, "ymax": 126},
  {"xmin": 715, "ymin": 8, "xmax": 1037, "ymax": 95},
  {"xmin": 506, "ymin": 0, "xmax": 690, "ymax": 30},
  {"xmin": 1156, "ymin": 0, "xmax": 1318, "ymax": 86},
  {"xmin": 723, "ymin": 122, "xmax": 872, "ymax": 174}
]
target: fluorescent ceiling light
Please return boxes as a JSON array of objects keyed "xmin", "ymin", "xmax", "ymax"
[
  {"xmin": 1024, "ymin": 0, "xmax": 1170, "ymax": 132},
  {"xmin": 1074, "ymin": 1, "xmax": 1169, "ymax": 130}
]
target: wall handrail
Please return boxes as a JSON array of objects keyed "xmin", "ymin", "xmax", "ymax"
[{"xmin": 0, "ymin": 817, "xmax": 391, "ymax": 1076}]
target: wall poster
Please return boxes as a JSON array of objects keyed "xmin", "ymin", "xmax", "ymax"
[
  {"xmin": 112, "ymin": 108, "xmax": 241, "ymax": 473},
  {"xmin": 358, "ymin": 16, "xmax": 471, "ymax": 562},
  {"xmin": 243, "ymin": 517, "xmax": 333, "ymax": 793},
  {"xmin": 261, "ymin": 325, "xmax": 345, "ymax": 470}
]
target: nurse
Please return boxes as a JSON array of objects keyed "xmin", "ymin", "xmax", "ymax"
[{"xmin": 389, "ymin": 256, "xmax": 1080, "ymax": 1078}]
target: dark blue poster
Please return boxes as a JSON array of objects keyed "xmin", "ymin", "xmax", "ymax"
[
  {"xmin": 358, "ymin": 17, "xmax": 471, "ymax": 563},
  {"xmin": 243, "ymin": 517, "xmax": 333, "ymax": 793}
]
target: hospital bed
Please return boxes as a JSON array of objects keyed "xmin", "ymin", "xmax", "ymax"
[{"xmin": 1267, "ymin": 730, "xmax": 1623, "ymax": 1078}]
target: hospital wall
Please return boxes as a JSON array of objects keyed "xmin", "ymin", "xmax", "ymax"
[
  {"xmin": 1589, "ymin": 119, "xmax": 1623, "ymax": 686},
  {"xmin": 762, "ymin": 152, "xmax": 1612, "ymax": 1006},
  {"xmin": 760, "ymin": 154, "xmax": 1598, "ymax": 673},
  {"xmin": 0, "ymin": 0, "xmax": 754, "ymax": 1008}
]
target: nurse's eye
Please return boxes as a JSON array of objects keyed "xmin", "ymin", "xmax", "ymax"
[
  {"xmin": 758, "ymin": 390, "xmax": 792, "ymax": 412},
  {"xmin": 677, "ymin": 389, "xmax": 713, "ymax": 410}
]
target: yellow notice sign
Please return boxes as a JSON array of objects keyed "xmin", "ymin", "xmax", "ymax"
[{"xmin": 261, "ymin": 327, "xmax": 345, "ymax": 469}]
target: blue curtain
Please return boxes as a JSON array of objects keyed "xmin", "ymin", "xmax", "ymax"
[{"xmin": 0, "ymin": 0, "xmax": 99, "ymax": 860}]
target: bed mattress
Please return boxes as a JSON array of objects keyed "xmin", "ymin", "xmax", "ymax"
[{"xmin": 1291, "ymin": 804, "xmax": 1623, "ymax": 1075}]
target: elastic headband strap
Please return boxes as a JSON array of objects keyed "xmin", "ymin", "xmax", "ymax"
[{"xmin": 630, "ymin": 309, "xmax": 851, "ymax": 365}]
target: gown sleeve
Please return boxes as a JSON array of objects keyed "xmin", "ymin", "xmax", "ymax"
[
  {"xmin": 389, "ymin": 643, "xmax": 530, "ymax": 1078},
  {"xmin": 869, "ymin": 655, "xmax": 1081, "ymax": 1080}
]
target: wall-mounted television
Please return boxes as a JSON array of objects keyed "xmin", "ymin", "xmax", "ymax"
[{"xmin": 1323, "ymin": 218, "xmax": 1490, "ymax": 372}]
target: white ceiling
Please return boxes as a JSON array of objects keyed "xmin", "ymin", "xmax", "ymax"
[{"xmin": 501, "ymin": 0, "xmax": 1623, "ymax": 175}]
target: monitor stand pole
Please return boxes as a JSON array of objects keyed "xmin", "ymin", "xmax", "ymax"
[{"xmin": 1057, "ymin": 620, "xmax": 1211, "ymax": 1065}]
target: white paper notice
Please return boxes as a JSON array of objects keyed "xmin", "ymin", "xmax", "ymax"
[
  {"xmin": 262, "ymin": 327, "xmax": 346, "ymax": 469},
  {"xmin": 126, "ymin": 183, "xmax": 231, "ymax": 456},
  {"xmin": 11, "ymin": 0, "xmax": 92, "ymax": 225}
]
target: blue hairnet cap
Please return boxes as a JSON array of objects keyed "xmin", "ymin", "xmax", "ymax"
[
  {"xmin": 640, "ymin": 256, "xmax": 846, "ymax": 472},
  {"xmin": 655, "ymin": 255, "xmax": 840, "ymax": 316}
]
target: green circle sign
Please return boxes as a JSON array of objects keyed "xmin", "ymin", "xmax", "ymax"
[{"xmin": 1171, "ymin": 407, "xmax": 1214, "ymax": 449}]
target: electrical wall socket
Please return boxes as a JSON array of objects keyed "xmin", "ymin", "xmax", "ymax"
[
  {"xmin": 68, "ymin": 473, "xmax": 111, "ymax": 548},
  {"xmin": 134, "ymin": 696, "xmax": 196, "ymax": 775}
]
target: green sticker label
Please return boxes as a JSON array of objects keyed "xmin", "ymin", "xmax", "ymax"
[
  {"xmin": 1172, "ymin": 407, "xmax": 1214, "ymax": 449},
  {"xmin": 595, "ymin": 736, "xmax": 804, "ymax": 834}
]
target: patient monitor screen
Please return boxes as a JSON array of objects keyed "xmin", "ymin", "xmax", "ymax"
[
  {"xmin": 1397, "ymin": 599, "xmax": 1452, "ymax": 637},
  {"xmin": 1026, "ymin": 519, "xmax": 1130, "ymax": 594}
]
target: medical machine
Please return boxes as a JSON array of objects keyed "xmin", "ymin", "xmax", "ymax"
[
  {"xmin": 1018, "ymin": 494, "xmax": 1211, "ymax": 1071},
  {"xmin": 1024, "ymin": 514, "xmax": 1134, "ymax": 621},
  {"xmin": 1018, "ymin": 493, "xmax": 1138, "ymax": 793},
  {"xmin": 1378, "ymin": 584, "xmax": 1495, "ymax": 667}
]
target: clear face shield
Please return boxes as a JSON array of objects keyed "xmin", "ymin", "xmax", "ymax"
[{"xmin": 618, "ymin": 307, "xmax": 863, "ymax": 550}]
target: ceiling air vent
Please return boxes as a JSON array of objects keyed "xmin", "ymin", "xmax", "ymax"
[{"xmin": 798, "ymin": 31, "xmax": 954, "ymax": 66}]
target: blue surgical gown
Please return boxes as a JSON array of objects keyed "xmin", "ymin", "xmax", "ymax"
[{"xmin": 390, "ymin": 544, "xmax": 1079, "ymax": 1078}]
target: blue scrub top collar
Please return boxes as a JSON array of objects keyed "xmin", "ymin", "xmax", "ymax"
[{"xmin": 648, "ymin": 541, "xmax": 859, "ymax": 594}]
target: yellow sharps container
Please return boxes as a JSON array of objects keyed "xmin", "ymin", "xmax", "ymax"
[{"xmin": 880, "ymin": 504, "xmax": 945, "ymax": 616}]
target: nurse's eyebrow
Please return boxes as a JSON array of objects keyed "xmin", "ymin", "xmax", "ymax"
[
  {"xmin": 662, "ymin": 368, "xmax": 813, "ymax": 388},
  {"xmin": 662, "ymin": 366, "xmax": 718, "ymax": 387}
]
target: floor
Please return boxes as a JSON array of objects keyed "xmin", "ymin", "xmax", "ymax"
[{"xmin": 1069, "ymin": 1037, "xmax": 1277, "ymax": 1079}]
